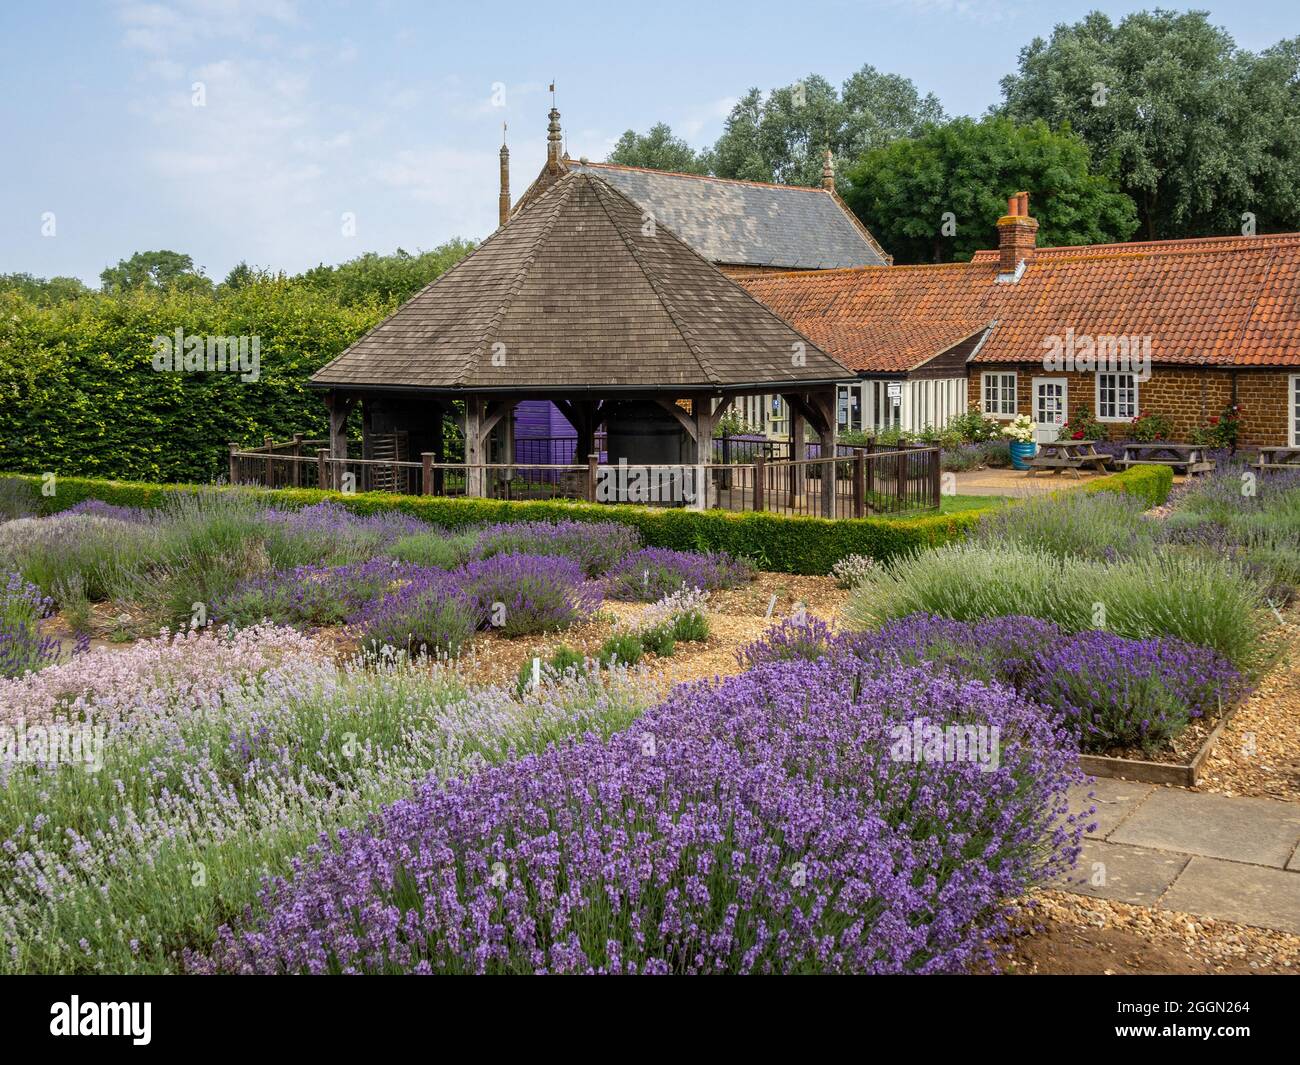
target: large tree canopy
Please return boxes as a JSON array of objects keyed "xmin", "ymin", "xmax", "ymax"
[
  {"xmin": 999, "ymin": 9, "xmax": 1300, "ymax": 239},
  {"xmin": 99, "ymin": 250, "xmax": 213, "ymax": 294},
  {"xmin": 606, "ymin": 123, "xmax": 713, "ymax": 174},
  {"xmin": 712, "ymin": 66, "xmax": 945, "ymax": 187},
  {"xmin": 841, "ymin": 116, "xmax": 1139, "ymax": 264}
]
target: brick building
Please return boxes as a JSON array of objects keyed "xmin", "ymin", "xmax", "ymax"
[{"xmin": 742, "ymin": 195, "xmax": 1300, "ymax": 448}]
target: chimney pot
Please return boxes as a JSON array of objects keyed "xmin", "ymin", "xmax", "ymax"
[
  {"xmin": 996, "ymin": 191, "xmax": 1038, "ymax": 278},
  {"xmin": 821, "ymin": 149, "xmax": 835, "ymax": 191}
]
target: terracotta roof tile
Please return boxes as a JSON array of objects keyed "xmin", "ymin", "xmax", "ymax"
[{"xmin": 743, "ymin": 235, "xmax": 1300, "ymax": 371}]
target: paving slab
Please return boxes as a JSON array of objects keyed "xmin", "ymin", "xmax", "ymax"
[
  {"xmin": 1108, "ymin": 789, "xmax": 1300, "ymax": 868},
  {"xmin": 1290, "ymin": 844, "xmax": 1300, "ymax": 873},
  {"xmin": 1068, "ymin": 779, "xmax": 1155, "ymax": 838},
  {"xmin": 1161, "ymin": 856, "xmax": 1300, "ymax": 935},
  {"xmin": 1057, "ymin": 839, "xmax": 1189, "ymax": 905}
]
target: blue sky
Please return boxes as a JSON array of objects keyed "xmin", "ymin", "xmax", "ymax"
[{"xmin": 0, "ymin": 0, "xmax": 1294, "ymax": 285}]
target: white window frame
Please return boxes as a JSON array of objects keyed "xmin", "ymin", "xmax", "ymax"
[
  {"xmin": 1290, "ymin": 374, "xmax": 1300, "ymax": 447},
  {"xmin": 1095, "ymin": 372, "xmax": 1138, "ymax": 422},
  {"xmin": 980, "ymin": 372, "xmax": 1017, "ymax": 418}
]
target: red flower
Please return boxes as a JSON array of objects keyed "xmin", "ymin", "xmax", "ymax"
[
  {"xmin": 1071, "ymin": 430, "xmax": 1084, "ymax": 440},
  {"xmin": 1208, "ymin": 416, "xmax": 1220, "ymax": 425}
]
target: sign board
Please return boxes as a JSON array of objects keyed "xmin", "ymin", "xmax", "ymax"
[{"xmin": 886, "ymin": 383, "xmax": 902, "ymax": 399}]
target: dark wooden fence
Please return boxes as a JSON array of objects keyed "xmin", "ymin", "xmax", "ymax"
[{"xmin": 228, "ymin": 438, "xmax": 941, "ymax": 517}]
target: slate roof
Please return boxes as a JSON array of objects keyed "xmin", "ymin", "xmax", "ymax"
[
  {"xmin": 311, "ymin": 171, "xmax": 850, "ymax": 394},
  {"xmin": 742, "ymin": 235, "xmax": 1300, "ymax": 373},
  {"xmin": 565, "ymin": 161, "xmax": 890, "ymax": 270}
]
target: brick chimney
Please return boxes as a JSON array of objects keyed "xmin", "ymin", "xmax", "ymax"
[
  {"xmin": 498, "ymin": 125, "xmax": 510, "ymax": 228},
  {"xmin": 821, "ymin": 149, "xmax": 835, "ymax": 191},
  {"xmin": 996, "ymin": 191, "xmax": 1038, "ymax": 277}
]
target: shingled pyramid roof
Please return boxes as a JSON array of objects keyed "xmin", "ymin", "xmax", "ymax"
[{"xmin": 311, "ymin": 171, "xmax": 849, "ymax": 394}]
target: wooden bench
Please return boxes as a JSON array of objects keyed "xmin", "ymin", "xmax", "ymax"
[
  {"xmin": 1256, "ymin": 446, "xmax": 1300, "ymax": 471},
  {"xmin": 1025, "ymin": 440, "xmax": 1112, "ymax": 479},
  {"xmin": 1114, "ymin": 442, "xmax": 1215, "ymax": 476}
]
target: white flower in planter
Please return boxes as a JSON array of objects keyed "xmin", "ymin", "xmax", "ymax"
[{"xmin": 1002, "ymin": 414, "xmax": 1036, "ymax": 444}]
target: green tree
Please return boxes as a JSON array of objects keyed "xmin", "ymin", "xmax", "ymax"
[
  {"xmin": 0, "ymin": 273, "xmax": 89, "ymax": 306},
  {"xmin": 713, "ymin": 65, "xmax": 945, "ymax": 187},
  {"xmin": 1000, "ymin": 9, "xmax": 1300, "ymax": 239},
  {"xmin": 606, "ymin": 123, "xmax": 712, "ymax": 174},
  {"xmin": 100, "ymin": 250, "xmax": 212, "ymax": 294},
  {"xmin": 296, "ymin": 240, "xmax": 475, "ymax": 306},
  {"xmin": 840, "ymin": 116, "xmax": 1138, "ymax": 263}
]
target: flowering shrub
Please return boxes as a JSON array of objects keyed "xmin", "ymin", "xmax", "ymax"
[
  {"xmin": 353, "ymin": 569, "xmax": 481, "ymax": 655},
  {"xmin": 64, "ymin": 499, "xmax": 155, "ymax": 524},
  {"xmin": 456, "ymin": 552, "xmax": 599, "ymax": 636},
  {"xmin": 1128, "ymin": 410, "xmax": 1174, "ymax": 443},
  {"xmin": 1021, "ymin": 631, "xmax": 1244, "ymax": 753},
  {"xmin": 258, "ymin": 502, "xmax": 430, "ymax": 567},
  {"xmin": 975, "ymin": 490, "xmax": 1157, "ymax": 561},
  {"xmin": 214, "ymin": 558, "xmax": 435, "ymax": 629},
  {"xmin": 0, "ymin": 572, "xmax": 60, "ymax": 678},
  {"xmin": 603, "ymin": 547, "xmax": 753, "ymax": 602},
  {"xmin": 746, "ymin": 614, "xmax": 1245, "ymax": 754},
  {"xmin": 473, "ymin": 520, "xmax": 641, "ymax": 577},
  {"xmin": 1001, "ymin": 414, "xmax": 1035, "ymax": 443},
  {"xmin": 194, "ymin": 658, "xmax": 1086, "ymax": 975},
  {"xmin": 0, "ymin": 630, "xmax": 646, "ymax": 973},
  {"xmin": 830, "ymin": 553, "xmax": 880, "ymax": 589},
  {"xmin": 631, "ymin": 587, "xmax": 711, "ymax": 649}
]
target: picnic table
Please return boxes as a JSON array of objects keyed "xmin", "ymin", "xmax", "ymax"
[
  {"xmin": 1024, "ymin": 439, "xmax": 1113, "ymax": 479},
  {"xmin": 1114, "ymin": 442, "xmax": 1215, "ymax": 475},
  {"xmin": 1256, "ymin": 446, "xmax": 1300, "ymax": 471}
]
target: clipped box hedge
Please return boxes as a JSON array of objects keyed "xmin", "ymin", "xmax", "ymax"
[{"xmin": 0, "ymin": 464, "xmax": 1172, "ymax": 576}]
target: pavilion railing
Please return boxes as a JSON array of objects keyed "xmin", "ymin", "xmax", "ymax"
[{"xmin": 226, "ymin": 443, "xmax": 942, "ymax": 516}]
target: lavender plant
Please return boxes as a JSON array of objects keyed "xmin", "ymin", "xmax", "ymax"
[
  {"xmin": 455, "ymin": 552, "xmax": 599, "ymax": 636},
  {"xmin": 193, "ymin": 658, "xmax": 1086, "ymax": 975},
  {"xmin": 0, "ymin": 571, "xmax": 60, "ymax": 677},
  {"xmin": 473, "ymin": 520, "xmax": 641, "ymax": 577},
  {"xmin": 603, "ymin": 547, "xmax": 753, "ymax": 602}
]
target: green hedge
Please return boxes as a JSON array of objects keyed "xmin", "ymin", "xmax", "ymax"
[
  {"xmin": 1077, "ymin": 463, "xmax": 1174, "ymax": 509},
  {"xmin": 0, "ymin": 465, "xmax": 1170, "ymax": 575}
]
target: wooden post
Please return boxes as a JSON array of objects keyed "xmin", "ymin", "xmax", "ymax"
[
  {"xmin": 865, "ymin": 438, "xmax": 876, "ymax": 511},
  {"xmin": 263, "ymin": 435, "xmax": 274, "ymax": 487},
  {"xmin": 896, "ymin": 445, "xmax": 908, "ymax": 510},
  {"xmin": 692, "ymin": 395, "xmax": 714, "ymax": 511},
  {"xmin": 422, "ymin": 452, "xmax": 434, "ymax": 495},
  {"xmin": 787, "ymin": 402, "xmax": 805, "ymax": 508},
  {"xmin": 291, "ymin": 433, "xmax": 303, "ymax": 487},
  {"xmin": 853, "ymin": 451, "xmax": 865, "ymax": 518},
  {"xmin": 464, "ymin": 397, "xmax": 485, "ymax": 498},
  {"xmin": 586, "ymin": 453, "xmax": 599, "ymax": 503},
  {"xmin": 929, "ymin": 446, "xmax": 941, "ymax": 509},
  {"xmin": 316, "ymin": 448, "xmax": 329, "ymax": 491},
  {"xmin": 818, "ymin": 426, "xmax": 835, "ymax": 518},
  {"xmin": 228, "ymin": 442, "xmax": 239, "ymax": 485},
  {"xmin": 753, "ymin": 453, "xmax": 765, "ymax": 512}
]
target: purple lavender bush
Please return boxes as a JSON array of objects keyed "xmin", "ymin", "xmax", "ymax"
[
  {"xmin": 456, "ymin": 552, "xmax": 599, "ymax": 636},
  {"xmin": 64, "ymin": 499, "xmax": 156, "ymax": 524},
  {"xmin": 0, "ymin": 572, "xmax": 61, "ymax": 678},
  {"xmin": 258, "ymin": 502, "xmax": 431, "ymax": 567},
  {"xmin": 745, "ymin": 614, "xmax": 1244, "ymax": 755},
  {"xmin": 214, "ymin": 558, "xmax": 436, "ymax": 629},
  {"xmin": 604, "ymin": 547, "xmax": 754, "ymax": 602},
  {"xmin": 353, "ymin": 568, "xmax": 481, "ymax": 656},
  {"xmin": 1020, "ymin": 631, "xmax": 1245, "ymax": 753},
  {"xmin": 473, "ymin": 520, "xmax": 641, "ymax": 577},
  {"xmin": 193, "ymin": 658, "xmax": 1086, "ymax": 974}
]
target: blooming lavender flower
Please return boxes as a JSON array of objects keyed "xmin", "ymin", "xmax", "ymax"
[
  {"xmin": 0, "ymin": 571, "xmax": 61, "ymax": 678},
  {"xmin": 193, "ymin": 658, "xmax": 1085, "ymax": 975},
  {"xmin": 258, "ymin": 502, "xmax": 432, "ymax": 566},
  {"xmin": 455, "ymin": 552, "xmax": 600, "ymax": 636},
  {"xmin": 603, "ymin": 547, "xmax": 754, "ymax": 602},
  {"xmin": 353, "ymin": 568, "xmax": 481, "ymax": 655},
  {"xmin": 63, "ymin": 499, "xmax": 155, "ymax": 524},
  {"xmin": 473, "ymin": 520, "xmax": 641, "ymax": 577}
]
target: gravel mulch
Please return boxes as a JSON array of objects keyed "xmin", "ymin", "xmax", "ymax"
[{"xmin": 1002, "ymin": 891, "xmax": 1300, "ymax": 975}]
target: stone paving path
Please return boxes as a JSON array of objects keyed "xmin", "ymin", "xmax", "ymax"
[{"xmin": 1061, "ymin": 778, "xmax": 1300, "ymax": 934}]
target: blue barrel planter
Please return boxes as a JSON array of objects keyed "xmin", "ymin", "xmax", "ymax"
[{"xmin": 1009, "ymin": 441, "xmax": 1037, "ymax": 470}]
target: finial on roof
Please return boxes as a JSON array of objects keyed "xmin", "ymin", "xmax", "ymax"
[
  {"xmin": 546, "ymin": 86, "xmax": 563, "ymax": 175},
  {"xmin": 499, "ymin": 123, "xmax": 511, "ymax": 228},
  {"xmin": 821, "ymin": 148, "xmax": 835, "ymax": 191}
]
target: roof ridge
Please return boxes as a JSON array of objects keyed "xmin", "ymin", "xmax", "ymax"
[
  {"xmin": 579, "ymin": 160, "xmax": 831, "ymax": 195},
  {"xmin": 586, "ymin": 174, "xmax": 723, "ymax": 387},
  {"xmin": 456, "ymin": 172, "xmax": 574, "ymax": 388}
]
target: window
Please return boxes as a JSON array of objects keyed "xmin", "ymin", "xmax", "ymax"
[
  {"xmin": 1291, "ymin": 375, "xmax": 1300, "ymax": 446},
  {"xmin": 1096, "ymin": 372, "xmax": 1138, "ymax": 421},
  {"xmin": 981, "ymin": 372, "xmax": 1017, "ymax": 417},
  {"xmin": 837, "ymin": 385, "xmax": 862, "ymax": 432}
]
